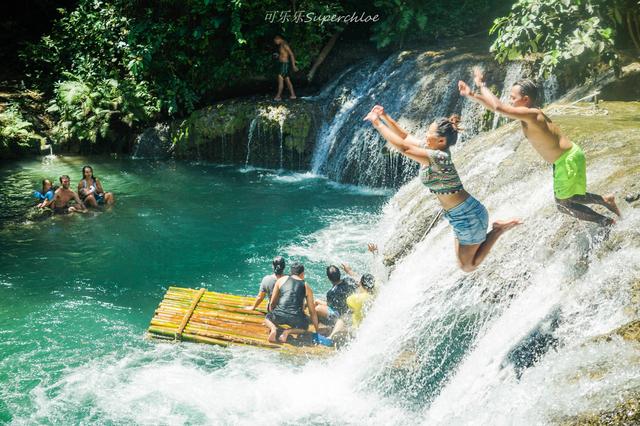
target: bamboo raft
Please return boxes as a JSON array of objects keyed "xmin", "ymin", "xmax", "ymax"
[{"xmin": 147, "ymin": 286, "xmax": 333, "ymax": 356}]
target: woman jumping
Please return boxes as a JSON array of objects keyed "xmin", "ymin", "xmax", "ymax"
[{"xmin": 364, "ymin": 105, "xmax": 521, "ymax": 272}]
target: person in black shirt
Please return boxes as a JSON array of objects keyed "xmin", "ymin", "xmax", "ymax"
[
  {"xmin": 265, "ymin": 262, "xmax": 320, "ymax": 343},
  {"xmin": 315, "ymin": 265, "xmax": 357, "ymax": 329}
]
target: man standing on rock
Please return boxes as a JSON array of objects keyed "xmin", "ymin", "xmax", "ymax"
[
  {"xmin": 273, "ymin": 35, "xmax": 298, "ymax": 101},
  {"xmin": 459, "ymin": 67, "xmax": 620, "ymax": 226}
]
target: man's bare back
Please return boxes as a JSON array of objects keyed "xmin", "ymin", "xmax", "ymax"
[
  {"xmin": 459, "ymin": 70, "xmax": 620, "ymax": 226},
  {"xmin": 520, "ymin": 110, "xmax": 573, "ymax": 164}
]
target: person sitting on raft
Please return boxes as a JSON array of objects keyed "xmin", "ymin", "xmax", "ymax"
[
  {"xmin": 329, "ymin": 271, "xmax": 377, "ymax": 342},
  {"xmin": 265, "ymin": 262, "xmax": 320, "ymax": 344},
  {"xmin": 78, "ymin": 165, "xmax": 115, "ymax": 208},
  {"xmin": 52, "ymin": 175, "xmax": 86, "ymax": 215},
  {"xmin": 245, "ymin": 256, "xmax": 287, "ymax": 311},
  {"xmin": 33, "ymin": 179, "xmax": 56, "ymax": 208},
  {"xmin": 364, "ymin": 105, "xmax": 522, "ymax": 272},
  {"xmin": 314, "ymin": 265, "xmax": 357, "ymax": 330}
]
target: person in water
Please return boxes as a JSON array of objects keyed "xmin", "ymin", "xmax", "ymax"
[
  {"xmin": 33, "ymin": 179, "xmax": 55, "ymax": 208},
  {"xmin": 265, "ymin": 262, "xmax": 320, "ymax": 343},
  {"xmin": 78, "ymin": 165, "xmax": 115, "ymax": 208},
  {"xmin": 314, "ymin": 265, "xmax": 358, "ymax": 330},
  {"xmin": 273, "ymin": 35, "xmax": 299, "ymax": 101},
  {"xmin": 52, "ymin": 175, "xmax": 86, "ymax": 215},
  {"xmin": 459, "ymin": 68, "xmax": 620, "ymax": 226},
  {"xmin": 245, "ymin": 256, "xmax": 287, "ymax": 311},
  {"xmin": 364, "ymin": 105, "xmax": 522, "ymax": 272},
  {"xmin": 325, "ymin": 264, "xmax": 378, "ymax": 343}
]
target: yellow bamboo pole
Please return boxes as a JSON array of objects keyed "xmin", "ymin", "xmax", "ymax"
[
  {"xmin": 148, "ymin": 286, "xmax": 334, "ymax": 356},
  {"xmin": 175, "ymin": 287, "xmax": 206, "ymax": 340}
]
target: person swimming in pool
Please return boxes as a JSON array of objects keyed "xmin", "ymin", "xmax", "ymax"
[
  {"xmin": 78, "ymin": 165, "xmax": 115, "ymax": 208},
  {"xmin": 364, "ymin": 105, "xmax": 522, "ymax": 272},
  {"xmin": 52, "ymin": 175, "xmax": 86, "ymax": 215},
  {"xmin": 459, "ymin": 67, "xmax": 620, "ymax": 226},
  {"xmin": 33, "ymin": 179, "xmax": 56, "ymax": 209}
]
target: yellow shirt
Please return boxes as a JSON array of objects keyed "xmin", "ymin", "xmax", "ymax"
[{"xmin": 346, "ymin": 291, "xmax": 373, "ymax": 328}]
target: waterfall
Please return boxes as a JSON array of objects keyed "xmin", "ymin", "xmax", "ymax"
[
  {"xmin": 245, "ymin": 117, "xmax": 258, "ymax": 166},
  {"xmin": 323, "ymin": 114, "xmax": 639, "ymax": 424},
  {"xmin": 491, "ymin": 61, "xmax": 524, "ymax": 129},
  {"xmin": 310, "ymin": 52, "xmax": 530, "ymax": 188},
  {"xmin": 278, "ymin": 116, "xmax": 284, "ymax": 170}
]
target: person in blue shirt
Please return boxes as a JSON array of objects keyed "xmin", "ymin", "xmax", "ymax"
[{"xmin": 33, "ymin": 179, "xmax": 55, "ymax": 209}]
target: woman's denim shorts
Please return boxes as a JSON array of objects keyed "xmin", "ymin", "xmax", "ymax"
[{"xmin": 444, "ymin": 195, "xmax": 489, "ymax": 245}]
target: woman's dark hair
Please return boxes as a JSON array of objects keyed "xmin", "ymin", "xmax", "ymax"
[
  {"xmin": 272, "ymin": 256, "xmax": 286, "ymax": 275},
  {"xmin": 81, "ymin": 165, "xmax": 95, "ymax": 181},
  {"xmin": 42, "ymin": 179, "xmax": 58, "ymax": 194},
  {"xmin": 434, "ymin": 115, "xmax": 462, "ymax": 147},
  {"xmin": 513, "ymin": 79, "xmax": 540, "ymax": 107},
  {"xmin": 326, "ymin": 265, "xmax": 341, "ymax": 283},
  {"xmin": 290, "ymin": 262, "xmax": 304, "ymax": 276}
]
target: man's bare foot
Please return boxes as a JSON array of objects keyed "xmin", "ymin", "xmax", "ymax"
[
  {"xmin": 267, "ymin": 328, "xmax": 277, "ymax": 343},
  {"xmin": 278, "ymin": 330, "xmax": 290, "ymax": 343},
  {"xmin": 289, "ymin": 96, "xmax": 297, "ymax": 100},
  {"xmin": 603, "ymin": 194, "xmax": 621, "ymax": 217},
  {"xmin": 492, "ymin": 218, "xmax": 523, "ymax": 234}
]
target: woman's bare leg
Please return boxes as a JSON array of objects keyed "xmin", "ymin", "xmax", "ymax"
[{"xmin": 456, "ymin": 219, "xmax": 522, "ymax": 272}]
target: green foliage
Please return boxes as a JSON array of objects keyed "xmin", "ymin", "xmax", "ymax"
[
  {"xmin": 370, "ymin": 0, "xmax": 506, "ymax": 48},
  {"xmin": 0, "ymin": 104, "xmax": 43, "ymax": 155},
  {"xmin": 47, "ymin": 74, "xmax": 159, "ymax": 144},
  {"xmin": 490, "ymin": 0, "xmax": 625, "ymax": 77}
]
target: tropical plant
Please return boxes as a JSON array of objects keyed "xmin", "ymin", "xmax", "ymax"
[
  {"xmin": 0, "ymin": 104, "xmax": 43, "ymax": 155},
  {"xmin": 370, "ymin": 0, "xmax": 507, "ymax": 48},
  {"xmin": 489, "ymin": 0, "xmax": 635, "ymax": 77}
]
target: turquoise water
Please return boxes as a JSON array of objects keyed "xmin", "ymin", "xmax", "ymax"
[{"xmin": 0, "ymin": 156, "xmax": 389, "ymax": 423}]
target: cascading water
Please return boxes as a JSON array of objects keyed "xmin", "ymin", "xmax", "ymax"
[
  {"xmin": 309, "ymin": 51, "xmax": 534, "ymax": 188},
  {"xmin": 491, "ymin": 61, "xmax": 524, "ymax": 129},
  {"xmin": 245, "ymin": 117, "xmax": 258, "ymax": 166},
  {"xmin": 278, "ymin": 116, "xmax": 284, "ymax": 169}
]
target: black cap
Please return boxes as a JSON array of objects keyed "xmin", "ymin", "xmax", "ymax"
[
  {"xmin": 360, "ymin": 273, "xmax": 375, "ymax": 290},
  {"xmin": 272, "ymin": 256, "xmax": 285, "ymax": 274}
]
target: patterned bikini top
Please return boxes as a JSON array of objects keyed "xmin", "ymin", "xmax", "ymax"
[{"xmin": 419, "ymin": 148, "xmax": 464, "ymax": 194}]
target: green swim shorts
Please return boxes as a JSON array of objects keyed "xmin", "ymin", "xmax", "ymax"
[
  {"xmin": 553, "ymin": 143, "xmax": 587, "ymax": 199},
  {"xmin": 278, "ymin": 61, "xmax": 289, "ymax": 78}
]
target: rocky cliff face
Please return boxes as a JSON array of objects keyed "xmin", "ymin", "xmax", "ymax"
[
  {"xmin": 133, "ymin": 43, "xmax": 561, "ymax": 184},
  {"xmin": 133, "ymin": 99, "xmax": 319, "ymax": 170}
]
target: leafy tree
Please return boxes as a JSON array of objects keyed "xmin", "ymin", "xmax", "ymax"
[
  {"xmin": 490, "ymin": 0, "xmax": 638, "ymax": 77},
  {"xmin": 0, "ymin": 104, "xmax": 44, "ymax": 156},
  {"xmin": 369, "ymin": 0, "xmax": 508, "ymax": 48}
]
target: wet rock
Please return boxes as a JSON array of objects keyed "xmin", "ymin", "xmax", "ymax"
[{"xmin": 560, "ymin": 396, "xmax": 640, "ymax": 426}]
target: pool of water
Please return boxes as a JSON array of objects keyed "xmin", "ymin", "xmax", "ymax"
[{"xmin": 0, "ymin": 156, "xmax": 390, "ymax": 423}]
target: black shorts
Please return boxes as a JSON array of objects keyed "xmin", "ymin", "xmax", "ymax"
[
  {"xmin": 278, "ymin": 62, "xmax": 290, "ymax": 78},
  {"xmin": 266, "ymin": 312, "xmax": 309, "ymax": 330},
  {"xmin": 53, "ymin": 206, "xmax": 69, "ymax": 215}
]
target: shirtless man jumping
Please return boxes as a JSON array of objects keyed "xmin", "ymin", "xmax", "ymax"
[
  {"xmin": 52, "ymin": 175, "xmax": 86, "ymax": 215},
  {"xmin": 273, "ymin": 35, "xmax": 299, "ymax": 101},
  {"xmin": 459, "ymin": 68, "xmax": 620, "ymax": 226}
]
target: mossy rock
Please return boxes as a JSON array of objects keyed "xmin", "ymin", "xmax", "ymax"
[
  {"xmin": 561, "ymin": 396, "xmax": 640, "ymax": 426},
  {"xmin": 162, "ymin": 98, "xmax": 318, "ymax": 168}
]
